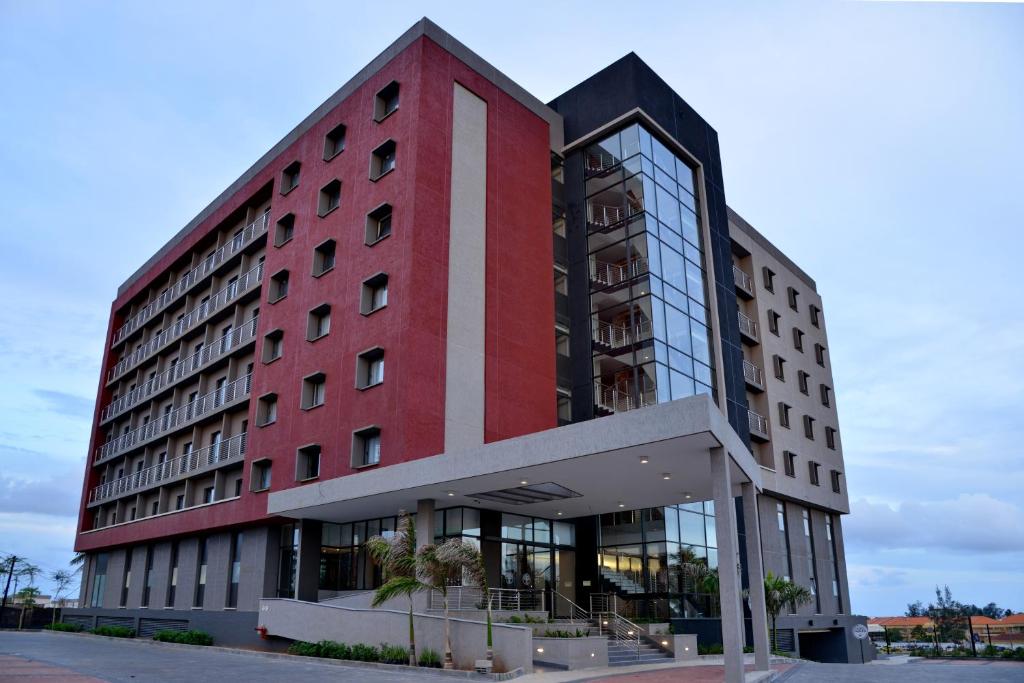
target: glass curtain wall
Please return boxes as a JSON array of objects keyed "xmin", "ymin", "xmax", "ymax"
[
  {"xmin": 584, "ymin": 123, "xmax": 715, "ymax": 416},
  {"xmin": 319, "ymin": 515, "xmax": 398, "ymax": 594}
]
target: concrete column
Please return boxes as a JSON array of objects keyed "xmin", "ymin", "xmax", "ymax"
[
  {"xmin": 295, "ymin": 520, "xmax": 321, "ymax": 602},
  {"xmin": 711, "ymin": 447, "xmax": 744, "ymax": 683},
  {"xmin": 416, "ymin": 499, "xmax": 435, "ymax": 550},
  {"xmin": 742, "ymin": 481, "xmax": 771, "ymax": 671}
]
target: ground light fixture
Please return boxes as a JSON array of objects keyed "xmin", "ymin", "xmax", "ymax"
[
  {"xmin": 662, "ymin": 640, "xmax": 669, "ymax": 646},
  {"xmin": 536, "ymin": 647, "xmax": 544, "ymax": 654}
]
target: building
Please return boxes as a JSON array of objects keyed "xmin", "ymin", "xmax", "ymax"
[{"xmin": 69, "ymin": 18, "xmax": 864, "ymax": 671}]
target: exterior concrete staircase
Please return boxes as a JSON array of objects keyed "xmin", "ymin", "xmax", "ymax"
[{"xmin": 606, "ymin": 635, "xmax": 674, "ymax": 666}]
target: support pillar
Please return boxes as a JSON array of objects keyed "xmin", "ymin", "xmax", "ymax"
[
  {"xmin": 742, "ymin": 481, "xmax": 771, "ymax": 671},
  {"xmin": 295, "ymin": 520, "xmax": 322, "ymax": 602},
  {"xmin": 711, "ymin": 447, "xmax": 744, "ymax": 683},
  {"xmin": 416, "ymin": 499, "xmax": 435, "ymax": 550}
]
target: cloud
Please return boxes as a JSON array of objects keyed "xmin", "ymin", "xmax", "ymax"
[
  {"xmin": 33, "ymin": 389, "xmax": 93, "ymax": 420},
  {"xmin": 0, "ymin": 472, "xmax": 82, "ymax": 518}
]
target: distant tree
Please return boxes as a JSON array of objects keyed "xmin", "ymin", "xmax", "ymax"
[
  {"xmin": 50, "ymin": 570, "xmax": 75, "ymax": 626},
  {"xmin": 1006, "ymin": 609, "xmax": 1015, "ymax": 617},
  {"xmin": 981, "ymin": 602, "xmax": 1005, "ymax": 620},
  {"xmin": 906, "ymin": 600, "xmax": 926, "ymax": 617},
  {"xmin": 15, "ymin": 586, "xmax": 41, "ymax": 630},
  {"xmin": 927, "ymin": 585, "xmax": 966, "ymax": 643},
  {"xmin": 910, "ymin": 624, "xmax": 930, "ymax": 642}
]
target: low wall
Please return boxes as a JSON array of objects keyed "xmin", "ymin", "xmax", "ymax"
[
  {"xmin": 644, "ymin": 633, "xmax": 698, "ymax": 660},
  {"xmin": 533, "ymin": 636, "xmax": 608, "ymax": 670},
  {"xmin": 259, "ymin": 598, "xmax": 533, "ymax": 673},
  {"xmin": 59, "ymin": 608, "xmax": 266, "ymax": 648}
]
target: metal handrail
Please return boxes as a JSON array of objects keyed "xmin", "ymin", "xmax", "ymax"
[
  {"xmin": 742, "ymin": 359, "xmax": 764, "ymax": 386},
  {"xmin": 551, "ymin": 590, "xmax": 589, "ymax": 625},
  {"xmin": 594, "ymin": 383, "xmax": 656, "ymax": 415},
  {"xmin": 584, "ymin": 150, "xmax": 620, "ymax": 175},
  {"xmin": 732, "ymin": 264, "xmax": 754, "ymax": 294},
  {"xmin": 737, "ymin": 311, "xmax": 758, "ymax": 339},
  {"xmin": 593, "ymin": 318, "xmax": 652, "ymax": 350},
  {"xmin": 590, "ymin": 593, "xmax": 641, "ymax": 657},
  {"xmin": 90, "ymin": 432, "xmax": 246, "ymax": 504},
  {"xmin": 427, "ymin": 586, "xmax": 544, "ymax": 612},
  {"xmin": 586, "ymin": 201, "xmax": 643, "ymax": 228},
  {"xmin": 96, "ymin": 372, "xmax": 252, "ymax": 463},
  {"xmin": 101, "ymin": 316, "xmax": 259, "ymax": 423},
  {"xmin": 107, "ymin": 261, "xmax": 264, "ymax": 383},
  {"xmin": 748, "ymin": 409, "xmax": 769, "ymax": 435},
  {"xmin": 112, "ymin": 211, "xmax": 268, "ymax": 347},
  {"xmin": 590, "ymin": 257, "xmax": 648, "ymax": 288}
]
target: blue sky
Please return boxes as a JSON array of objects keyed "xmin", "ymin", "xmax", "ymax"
[{"xmin": 0, "ymin": 0, "xmax": 1021, "ymax": 614}]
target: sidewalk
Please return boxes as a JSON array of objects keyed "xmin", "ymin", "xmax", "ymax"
[{"xmin": 518, "ymin": 654, "xmax": 794, "ymax": 683}]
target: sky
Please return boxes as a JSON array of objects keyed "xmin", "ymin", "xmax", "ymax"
[{"xmin": 0, "ymin": 0, "xmax": 1021, "ymax": 615}]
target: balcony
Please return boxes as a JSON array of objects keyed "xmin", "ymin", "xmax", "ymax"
[
  {"xmin": 556, "ymin": 353, "xmax": 572, "ymax": 389},
  {"xmin": 96, "ymin": 372, "xmax": 252, "ymax": 464},
  {"xmin": 590, "ymin": 257, "xmax": 648, "ymax": 290},
  {"xmin": 733, "ymin": 265, "xmax": 754, "ymax": 299},
  {"xmin": 89, "ymin": 432, "xmax": 247, "ymax": 505},
  {"xmin": 594, "ymin": 382, "xmax": 656, "ymax": 416},
  {"xmin": 742, "ymin": 359, "xmax": 765, "ymax": 392},
  {"xmin": 748, "ymin": 409, "xmax": 769, "ymax": 442},
  {"xmin": 593, "ymin": 319, "xmax": 652, "ymax": 352},
  {"xmin": 112, "ymin": 211, "xmax": 269, "ymax": 348},
  {"xmin": 107, "ymin": 261, "xmax": 264, "ymax": 384},
  {"xmin": 737, "ymin": 311, "xmax": 759, "ymax": 345},
  {"xmin": 586, "ymin": 202, "xmax": 643, "ymax": 233},
  {"xmin": 100, "ymin": 316, "xmax": 259, "ymax": 424}
]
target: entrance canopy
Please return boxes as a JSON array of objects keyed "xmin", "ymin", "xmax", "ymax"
[{"xmin": 267, "ymin": 394, "xmax": 761, "ymax": 523}]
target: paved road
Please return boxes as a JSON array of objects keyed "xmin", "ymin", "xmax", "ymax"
[
  {"xmin": 780, "ymin": 658, "xmax": 1024, "ymax": 683},
  {"xmin": 0, "ymin": 631, "xmax": 455, "ymax": 683}
]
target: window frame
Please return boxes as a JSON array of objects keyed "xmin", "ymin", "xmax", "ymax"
[
  {"xmin": 262, "ymin": 329, "xmax": 284, "ymax": 364},
  {"xmin": 250, "ymin": 458, "xmax": 272, "ymax": 492},
  {"xmin": 274, "ymin": 213, "xmax": 295, "ymax": 247},
  {"xmin": 365, "ymin": 203, "xmax": 393, "ymax": 245},
  {"xmin": 317, "ymin": 180, "xmax": 342, "ymax": 218},
  {"xmin": 312, "ymin": 239, "xmax": 337, "ymax": 277},
  {"xmin": 306, "ymin": 304, "xmax": 331, "ymax": 342},
  {"xmin": 360, "ymin": 272, "xmax": 389, "ymax": 315},
  {"xmin": 355, "ymin": 347, "xmax": 385, "ymax": 390},
  {"xmin": 323, "ymin": 122, "xmax": 347, "ymax": 161},
  {"xmin": 373, "ymin": 81, "xmax": 400, "ymax": 122},
  {"xmin": 269, "ymin": 269, "xmax": 289, "ymax": 303},
  {"xmin": 351, "ymin": 425, "xmax": 382, "ymax": 468},
  {"xmin": 256, "ymin": 393, "xmax": 278, "ymax": 427},
  {"xmin": 369, "ymin": 139, "xmax": 397, "ymax": 181},
  {"xmin": 296, "ymin": 444, "xmax": 321, "ymax": 481},
  {"xmin": 280, "ymin": 161, "xmax": 301, "ymax": 195},
  {"xmin": 301, "ymin": 372, "xmax": 327, "ymax": 410}
]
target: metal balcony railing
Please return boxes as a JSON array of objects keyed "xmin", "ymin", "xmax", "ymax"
[
  {"xmin": 427, "ymin": 586, "xmax": 545, "ymax": 612},
  {"xmin": 594, "ymin": 383, "xmax": 656, "ymax": 415},
  {"xmin": 737, "ymin": 311, "xmax": 758, "ymax": 341},
  {"xmin": 593, "ymin": 319, "xmax": 652, "ymax": 350},
  {"xmin": 590, "ymin": 257, "xmax": 648, "ymax": 288},
  {"xmin": 100, "ymin": 316, "xmax": 259, "ymax": 424},
  {"xmin": 96, "ymin": 373, "xmax": 252, "ymax": 463},
  {"xmin": 732, "ymin": 264, "xmax": 754, "ymax": 297},
  {"xmin": 89, "ymin": 432, "xmax": 247, "ymax": 504},
  {"xmin": 586, "ymin": 201, "xmax": 643, "ymax": 229},
  {"xmin": 107, "ymin": 261, "xmax": 264, "ymax": 383},
  {"xmin": 742, "ymin": 359, "xmax": 764, "ymax": 387},
  {"xmin": 748, "ymin": 409, "xmax": 769, "ymax": 438},
  {"xmin": 111, "ymin": 211, "xmax": 269, "ymax": 347},
  {"xmin": 585, "ymin": 150, "xmax": 620, "ymax": 176}
]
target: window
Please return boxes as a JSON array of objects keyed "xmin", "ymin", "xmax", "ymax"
[
  {"xmin": 257, "ymin": 393, "xmax": 278, "ymax": 426},
  {"xmin": 809, "ymin": 305, "xmax": 821, "ymax": 328},
  {"xmin": 166, "ymin": 542, "xmax": 178, "ymax": 607},
  {"xmin": 141, "ymin": 546, "xmax": 154, "ymax": 607},
  {"xmin": 778, "ymin": 402, "xmax": 791, "ymax": 428},
  {"xmin": 296, "ymin": 444, "xmax": 321, "ymax": 481},
  {"xmin": 274, "ymin": 213, "xmax": 295, "ymax": 247},
  {"xmin": 787, "ymin": 286, "xmax": 799, "ymax": 311},
  {"xmin": 374, "ymin": 80, "xmax": 400, "ymax": 121},
  {"xmin": 773, "ymin": 354, "xmax": 786, "ymax": 380},
  {"xmin": 768, "ymin": 309, "xmax": 781, "ymax": 336},
  {"xmin": 370, "ymin": 139, "xmax": 396, "ymax": 180},
  {"xmin": 234, "ymin": 478, "xmax": 242, "ymax": 497},
  {"xmin": 803, "ymin": 414, "xmax": 815, "ymax": 440},
  {"xmin": 323, "ymin": 123, "xmax": 346, "ymax": 160},
  {"xmin": 194, "ymin": 537, "xmax": 208, "ymax": 607},
  {"xmin": 763, "ymin": 267, "xmax": 775, "ymax": 293},
  {"xmin": 269, "ymin": 269, "xmax": 289, "ymax": 302},
  {"xmin": 307, "ymin": 304, "xmax": 331, "ymax": 341},
  {"xmin": 784, "ymin": 451, "xmax": 797, "ymax": 477},
  {"xmin": 831, "ymin": 470, "xmax": 842, "ymax": 493},
  {"xmin": 251, "ymin": 459, "xmax": 272, "ymax": 492},
  {"xmin": 809, "ymin": 461, "xmax": 821, "ymax": 486},
  {"xmin": 120, "ymin": 549, "xmax": 132, "ymax": 607},
  {"xmin": 356, "ymin": 348, "xmax": 385, "ymax": 389},
  {"xmin": 826, "ymin": 426, "xmax": 837, "ymax": 450},
  {"xmin": 793, "ymin": 327, "xmax": 804, "ymax": 352},
  {"xmin": 175, "ymin": 494, "xmax": 185, "ymax": 510},
  {"xmin": 312, "ymin": 239, "xmax": 336, "ymax": 276},
  {"xmin": 317, "ymin": 180, "xmax": 341, "ymax": 217},
  {"xmin": 815, "ymin": 343, "xmax": 826, "ymax": 367},
  {"xmin": 151, "ymin": 500, "xmax": 159, "ymax": 516},
  {"xmin": 280, "ymin": 161, "xmax": 301, "ymax": 195},
  {"xmin": 352, "ymin": 426, "xmax": 381, "ymax": 467},
  {"xmin": 360, "ymin": 273, "xmax": 389, "ymax": 314},
  {"xmin": 227, "ymin": 532, "xmax": 243, "ymax": 608},
  {"xmin": 301, "ymin": 372, "xmax": 326, "ymax": 410},
  {"xmin": 820, "ymin": 384, "xmax": 831, "ymax": 407},
  {"xmin": 365, "ymin": 203, "xmax": 392, "ymax": 245},
  {"xmin": 203, "ymin": 486, "xmax": 215, "ymax": 504},
  {"xmin": 798, "ymin": 370, "xmax": 810, "ymax": 395},
  {"xmin": 262, "ymin": 329, "xmax": 283, "ymax": 363}
]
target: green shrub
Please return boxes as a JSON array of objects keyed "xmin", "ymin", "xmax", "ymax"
[
  {"xmin": 505, "ymin": 615, "xmax": 523, "ymax": 623},
  {"xmin": 418, "ymin": 648, "xmax": 442, "ymax": 668},
  {"xmin": 541, "ymin": 628, "xmax": 590, "ymax": 638},
  {"xmin": 524, "ymin": 614, "xmax": 547, "ymax": 624},
  {"xmin": 288, "ymin": 641, "xmax": 321, "ymax": 657},
  {"xmin": 698, "ymin": 643, "xmax": 724, "ymax": 655},
  {"xmin": 44, "ymin": 623, "xmax": 84, "ymax": 632},
  {"xmin": 350, "ymin": 643, "xmax": 379, "ymax": 662},
  {"xmin": 380, "ymin": 643, "xmax": 409, "ymax": 665},
  {"xmin": 315, "ymin": 640, "xmax": 351, "ymax": 660},
  {"xmin": 152, "ymin": 630, "xmax": 213, "ymax": 646},
  {"xmin": 91, "ymin": 625, "xmax": 135, "ymax": 638}
]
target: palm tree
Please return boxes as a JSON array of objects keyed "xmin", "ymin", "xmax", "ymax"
[
  {"xmin": 763, "ymin": 572, "xmax": 812, "ymax": 652},
  {"xmin": 15, "ymin": 586, "xmax": 41, "ymax": 630},
  {"xmin": 50, "ymin": 570, "xmax": 75, "ymax": 626},
  {"xmin": 70, "ymin": 553, "xmax": 87, "ymax": 574},
  {"xmin": 417, "ymin": 538, "xmax": 486, "ymax": 670},
  {"xmin": 366, "ymin": 512, "xmax": 424, "ymax": 666}
]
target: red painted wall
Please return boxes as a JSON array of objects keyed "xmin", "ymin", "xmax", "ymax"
[{"xmin": 75, "ymin": 35, "xmax": 555, "ymax": 553}]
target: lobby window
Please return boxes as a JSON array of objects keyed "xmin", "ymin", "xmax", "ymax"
[
  {"xmin": 820, "ymin": 384, "xmax": 831, "ymax": 407},
  {"xmin": 779, "ymin": 402, "xmax": 791, "ymax": 428},
  {"xmin": 306, "ymin": 304, "xmax": 331, "ymax": 341},
  {"xmin": 352, "ymin": 426, "xmax": 381, "ymax": 467},
  {"xmin": 89, "ymin": 553, "xmax": 109, "ymax": 607},
  {"xmin": 803, "ymin": 414, "xmax": 815, "ymax": 440},
  {"xmin": 370, "ymin": 140, "xmax": 396, "ymax": 180},
  {"xmin": 356, "ymin": 348, "xmax": 385, "ymax": 389},
  {"xmin": 262, "ymin": 329, "xmax": 283, "ymax": 363},
  {"xmin": 815, "ymin": 343, "xmax": 827, "ymax": 367},
  {"xmin": 194, "ymin": 537, "xmax": 208, "ymax": 607},
  {"xmin": 312, "ymin": 239, "xmax": 336, "ymax": 276},
  {"xmin": 280, "ymin": 161, "xmax": 301, "ymax": 195},
  {"xmin": 256, "ymin": 393, "xmax": 278, "ymax": 426},
  {"xmin": 787, "ymin": 286, "xmax": 800, "ymax": 311},
  {"xmin": 323, "ymin": 123, "xmax": 346, "ymax": 160},
  {"xmin": 301, "ymin": 372, "xmax": 326, "ymax": 410},
  {"xmin": 141, "ymin": 546, "xmax": 154, "ymax": 607},
  {"xmin": 317, "ymin": 180, "xmax": 341, "ymax": 217},
  {"xmin": 296, "ymin": 444, "xmax": 321, "ymax": 481},
  {"xmin": 831, "ymin": 470, "xmax": 842, "ymax": 493},
  {"xmin": 274, "ymin": 213, "xmax": 295, "ymax": 247},
  {"xmin": 773, "ymin": 354, "xmax": 786, "ymax": 381},
  {"xmin": 763, "ymin": 267, "xmax": 775, "ymax": 293},
  {"xmin": 784, "ymin": 450, "xmax": 797, "ymax": 477},
  {"xmin": 826, "ymin": 426, "xmax": 837, "ymax": 450},
  {"xmin": 251, "ymin": 459, "xmax": 272, "ymax": 492},
  {"xmin": 793, "ymin": 327, "xmax": 804, "ymax": 352},
  {"xmin": 374, "ymin": 81, "xmax": 400, "ymax": 121},
  {"xmin": 768, "ymin": 309, "xmax": 781, "ymax": 336},
  {"xmin": 360, "ymin": 273, "xmax": 388, "ymax": 315},
  {"xmin": 809, "ymin": 461, "xmax": 821, "ymax": 486},
  {"xmin": 119, "ymin": 550, "xmax": 132, "ymax": 607},
  {"xmin": 227, "ymin": 532, "xmax": 243, "ymax": 608},
  {"xmin": 798, "ymin": 370, "xmax": 810, "ymax": 395},
  {"xmin": 166, "ymin": 542, "xmax": 178, "ymax": 607},
  {"xmin": 809, "ymin": 305, "xmax": 821, "ymax": 328},
  {"xmin": 365, "ymin": 203, "xmax": 392, "ymax": 245},
  {"xmin": 269, "ymin": 270, "xmax": 289, "ymax": 303}
]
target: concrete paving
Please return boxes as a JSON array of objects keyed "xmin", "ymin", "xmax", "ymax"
[{"xmin": 780, "ymin": 658, "xmax": 1024, "ymax": 683}]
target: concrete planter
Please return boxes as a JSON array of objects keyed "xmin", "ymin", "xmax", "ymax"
[
  {"xmin": 643, "ymin": 633, "xmax": 698, "ymax": 660},
  {"xmin": 532, "ymin": 635, "xmax": 608, "ymax": 670}
]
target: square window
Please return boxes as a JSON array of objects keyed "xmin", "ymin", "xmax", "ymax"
[
  {"xmin": 365, "ymin": 203, "xmax": 392, "ymax": 245},
  {"xmin": 360, "ymin": 273, "xmax": 389, "ymax": 315},
  {"xmin": 762, "ymin": 267, "xmax": 775, "ymax": 293},
  {"xmin": 809, "ymin": 461, "xmax": 820, "ymax": 486},
  {"xmin": 793, "ymin": 327, "xmax": 804, "ymax": 352},
  {"xmin": 810, "ymin": 305, "xmax": 821, "ymax": 328},
  {"xmin": 323, "ymin": 123, "xmax": 346, "ymax": 160},
  {"xmin": 798, "ymin": 370, "xmax": 810, "ymax": 395},
  {"xmin": 831, "ymin": 469, "xmax": 842, "ymax": 493},
  {"xmin": 296, "ymin": 444, "xmax": 321, "ymax": 481},
  {"xmin": 778, "ymin": 402, "xmax": 791, "ymax": 428},
  {"xmin": 826, "ymin": 426, "xmax": 837, "ymax": 450},
  {"xmin": 768, "ymin": 310, "xmax": 780, "ymax": 336},
  {"xmin": 773, "ymin": 355, "xmax": 786, "ymax": 381},
  {"xmin": 803, "ymin": 414, "xmax": 815, "ymax": 440},
  {"xmin": 815, "ymin": 343, "xmax": 827, "ymax": 367},
  {"xmin": 307, "ymin": 304, "xmax": 331, "ymax": 341},
  {"xmin": 356, "ymin": 347, "xmax": 385, "ymax": 389},
  {"xmin": 251, "ymin": 460, "xmax": 272, "ymax": 492},
  {"xmin": 374, "ymin": 81, "xmax": 399, "ymax": 121},
  {"xmin": 318, "ymin": 180, "xmax": 341, "ymax": 217},
  {"xmin": 312, "ymin": 239, "xmax": 336, "ymax": 276},
  {"xmin": 280, "ymin": 161, "xmax": 301, "ymax": 195},
  {"xmin": 262, "ymin": 329, "xmax": 283, "ymax": 363},
  {"xmin": 784, "ymin": 451, "xmax": 797, "ymax": 477},
  {"xmin": 820, "ymin": 384, "xmax": 831, "ymax": 407},
  {"xmin": 301, "ymin": 372, "xmax": 326, "ymax": 410},
  {"xmin": 257, "ymin": 393, "xmax": 278, "ymax": 426},
  {"xmin": 352, "ymin": 426, "xmax": 381, "ymax": 468},
  {"xmin": 787, "ymin": 286, "xmax": 799, "ymax": 311},
  {"xmin": 269, "ymin": 270, "xmax": 289, "ymax": 303},
  {"xmin": 370, "ymin": 140, "xmax": 396, "ymax": 180},
  {"xmin": 274, "ymin": 214, "xmax": 295, "ymax": 247}
]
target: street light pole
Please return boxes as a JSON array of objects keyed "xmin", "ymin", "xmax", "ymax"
[{"xmin": 1, "ymin": 556, "xmax": 18, "ymax": 627}]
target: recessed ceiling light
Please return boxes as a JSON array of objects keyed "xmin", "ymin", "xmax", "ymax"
[
  {"xmin": 618, "ymin": 501, "xmax": 625, "ymax": 508},
  {"xmin": 639, "ymin": 456, "xmax": 649, "ymax": 464},
  {"xmin": 556, "ymin": 511, "xmax": 563, "ymax": 516},
  {"xmin": 683, "ymin": 492, "xmax": 692, "ymax": 499},
  {"xmin": 662, "ymin": 473, "xmax": 671, "ymax": 480},
  {"xmin": 520, "ymin": 480, "xmax": 528, "ymax": 486},
  {"xmin": 446, "ymin": 491, "xmax": 455, "ymax": 497}
]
